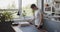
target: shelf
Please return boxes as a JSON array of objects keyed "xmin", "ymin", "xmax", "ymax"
[{"xmin": 44, "ymin": 15, "xmax": 60, "ymax": 18}]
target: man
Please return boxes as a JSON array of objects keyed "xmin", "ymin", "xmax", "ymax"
[{"xmin": 30, "ymin": 4, "xmax": 43, "ymax": 29}]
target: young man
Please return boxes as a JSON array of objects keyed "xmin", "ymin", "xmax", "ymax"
[{"xmin": 31, "ymin": 4, "xmax": 43, "ymax": 28}]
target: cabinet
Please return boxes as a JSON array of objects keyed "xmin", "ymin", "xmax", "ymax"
[{"xmin": 44, "ymin": 0, "xmax": 60, "ymax": 21}]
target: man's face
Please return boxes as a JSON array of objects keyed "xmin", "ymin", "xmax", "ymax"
[{"xmin": 31, "ymin": 7, "xmax": 37, "ymax": 10}]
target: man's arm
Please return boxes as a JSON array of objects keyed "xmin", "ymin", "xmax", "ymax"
[
  {"xmin": 37, "ymin": 12, "xmax": 43, "ymax": 28},
  {"xmin": 40, "ymin": 13, "xmax": 43, "ymax": 25}
]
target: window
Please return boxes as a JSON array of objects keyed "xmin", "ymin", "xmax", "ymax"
[
  {"xmin": 0, "ymin": 0, "xmax": 37, "ymax": 19},
  {"xmin": 0, "ymin": 0, "xmax": 19, "ymax": 9},
  {"xmin": 0, "ymin": 0, "xmax": 19, "ymax": 18},
  {"xmin": 22, "ymin": 0, "xmax": 37, "ymax": 17}
]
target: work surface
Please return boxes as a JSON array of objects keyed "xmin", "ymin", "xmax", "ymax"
[{"xmin": 12, "ymin": 25, "xmax": 39, "ymax": 32}]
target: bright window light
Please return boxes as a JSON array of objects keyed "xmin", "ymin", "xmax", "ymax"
[
  {"xmin": 0, "ymin": 0, "xmax": 18, "ymax": 9},
  {"xmin": 0, "ymin": 0, "xmax": 19, "ymax": 18},
  {"xmin": 22, "ymin": 0, "xmax": 37, "ymax": 16}
]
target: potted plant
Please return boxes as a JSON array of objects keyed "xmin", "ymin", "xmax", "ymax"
[
  {"xmin": 22, "ymin": 10, "xmax": 26, "ymax": 19},
  {"xmin": 0, "ymin": 11, "xmax": 13, "ymax": 25},
  {"xmin": 0, "ymin": 11, "xmax": 16, "ymax": 32}
]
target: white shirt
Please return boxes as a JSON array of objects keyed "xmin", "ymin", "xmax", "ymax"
[{"xmin": 34, "ymin": 9, "xmax": 41, "ymax": 26}]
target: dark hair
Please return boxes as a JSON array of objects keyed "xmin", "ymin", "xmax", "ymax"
[{"xmin": 31, "ymin": 4, "xmax": 36, "ymax": 8}]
